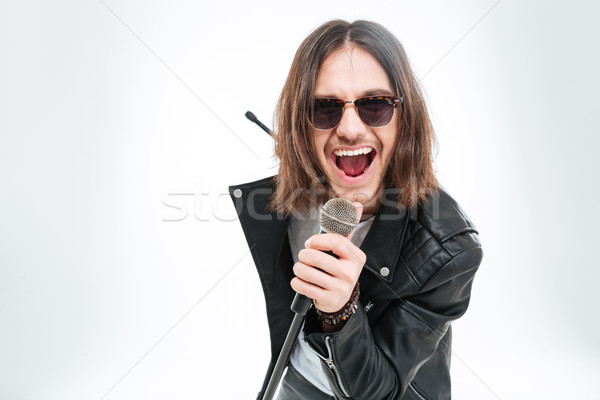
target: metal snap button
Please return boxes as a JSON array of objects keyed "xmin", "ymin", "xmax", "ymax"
[
  {"xmin": 233, "ymin": 189, "xmax": 242, "ymax": 198},
  {"xmin": 380, "ymin": 267, "xmax": 390, "ymax": 277}
]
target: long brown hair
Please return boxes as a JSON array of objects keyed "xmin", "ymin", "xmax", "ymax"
[{"xmin": 270, "ymin": 19, "xmax": 437, "ymax": 215}]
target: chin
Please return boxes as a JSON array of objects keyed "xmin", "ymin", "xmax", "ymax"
[{"xmin": 328, "ymin": 180, "xmax": 383, "ymax": 210}]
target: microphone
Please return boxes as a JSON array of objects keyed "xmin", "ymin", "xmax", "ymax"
[
  {"xmin": 262, "ymin": 198, "xmax": 360, "ymax": 400},
  {"xmin": 319, "ymin": 197, "xmax": 360, "ymax": 236},
  {"xmin": 290, "ymin": 198, "xmax": 360, "ymax": 314}
]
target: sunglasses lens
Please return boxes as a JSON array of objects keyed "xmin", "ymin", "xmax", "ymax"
[
  {"xmin": 356, "ymin": 98, "xmax": 395, "ymax": 127},
  {"xmin": 311, "ymin": 99, "xmax": 342, "ymax": 129}
]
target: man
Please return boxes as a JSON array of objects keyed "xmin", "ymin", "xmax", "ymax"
[{"xmin": 230, "ymin": 20, "xmax": 482, "ymax": 399}]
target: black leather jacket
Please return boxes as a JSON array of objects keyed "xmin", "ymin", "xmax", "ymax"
[{"xmin": 229, "ymin": 176, "xmax": 483, "ymax": 400}]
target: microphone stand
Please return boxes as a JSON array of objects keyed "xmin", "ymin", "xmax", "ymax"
[
  {"xmin": 262, "ymin": 246, "xmax": 337, "ymax": 399},
  {"xmin": 262, "ymin": 294, "xmax": 312, "ymax": 400},
  {"xmin": 244, "ymin": 109, "xmax": 291, "ymax": 399},
  {"xmin": 245, "ymin": 111, "xmax": 274, "ymax": 137}
]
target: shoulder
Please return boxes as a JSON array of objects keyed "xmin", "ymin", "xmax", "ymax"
[
  {"xmin": 228, "ymin": 175, "xmax": 277, "ymax": 214},
  {"xmin": 229, "ymin": 175, "xmax": 276, "ymax": 197},
  {"xmin": 417, "ymin": 186, "xmax": 479, "ymax": 245},
  {"xmin": 401, "ymin": 186, "xmax": 483, "ymax": 288}
]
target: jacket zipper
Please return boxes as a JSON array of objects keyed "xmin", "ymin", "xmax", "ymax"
[{"xmin": 321, "ymin": 336, "xmax": 350, "ymax": 398}]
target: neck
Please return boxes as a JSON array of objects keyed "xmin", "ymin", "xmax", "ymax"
[{"xmin": 359, "ymin": 191, "xmax": 381, "ymax": 221}]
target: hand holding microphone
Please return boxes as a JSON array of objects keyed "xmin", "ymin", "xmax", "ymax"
[
  {"xmin": 291, "ymin": 199, "xmax": 366, "ymax": 315},
  {"xmin": 263, "ymin": 199, "xmax": 364, "ymax": 399}
]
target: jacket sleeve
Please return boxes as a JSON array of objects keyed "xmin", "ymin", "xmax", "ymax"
[{"xmin": 304, "ymin": 236, "xmax": 483, "ymax": 399}]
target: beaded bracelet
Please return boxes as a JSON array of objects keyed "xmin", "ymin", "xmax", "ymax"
[{"xmin": 314, "ymin": 282, "xmax": 360, "ymax": 325}]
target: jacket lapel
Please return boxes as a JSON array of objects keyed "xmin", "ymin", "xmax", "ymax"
[
  {"xmin": 360, "ymin": 200, "xmax": 409, "ymax": 283},
  {"xmin": 357, "ymin": 200, "xmax": 413, "ymax": 324},
  {"xmin": 229, "ymin": 177, "xmax": 295, "ymax": 359},
  {"xmin": 230, "ymin": 177, "xmax": 414, "ymax": 340}
]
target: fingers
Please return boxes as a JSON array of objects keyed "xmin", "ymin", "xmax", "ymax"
[
  {"xmin": 290, "ymin": 267, "xmax": 355, "ymax": 313},
  {"xmin": 292, "ymin": 222, "xmax": 368, "ymax": 313},
  {"xmin": 297, "ymin": 248, "xmax": 356, "ymax": 283},
  {"xmin": 290, "ymin": 276, "xmax": 341, "ymax": 311},
  {"xmin": 293, "ymin": 261, "xmax": 336, "ymax": 290},
  {"xmin": 304, "ymin": 234, "xmax": 367, "ymax": 265}
]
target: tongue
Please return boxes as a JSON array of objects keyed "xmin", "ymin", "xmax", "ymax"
[{"xmin": 337, "ymin": 154, "xmax": 370, "ymax": 177}]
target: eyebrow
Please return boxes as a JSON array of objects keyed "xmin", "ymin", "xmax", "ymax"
[
  {"xmin": 314, "ymin": 88, "xmax": 396, "ymax": 98},
  {"xmin": 361, "ymin": 88, "xmax": 395, "ymax": 97}
]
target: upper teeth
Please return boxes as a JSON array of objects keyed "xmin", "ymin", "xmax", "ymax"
[{"xmin": 333, "ymin": 147, "xmax": 373, "ymax": 157}]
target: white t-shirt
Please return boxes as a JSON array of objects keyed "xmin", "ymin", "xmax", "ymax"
[{"xmin": 287, "ymin": 207, "xmax": 374, "ymax": 395}]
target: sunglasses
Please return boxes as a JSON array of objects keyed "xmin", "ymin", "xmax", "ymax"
[{"xmin": 309, "ymin": 95, "xmax": 402, "ymax": 130}]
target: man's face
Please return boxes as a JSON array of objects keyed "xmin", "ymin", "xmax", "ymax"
[{"xmin": 311, "ymin": 46, "xmax": 398, "ymax": 216}]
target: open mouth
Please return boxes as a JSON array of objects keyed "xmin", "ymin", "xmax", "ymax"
[{"xmin": 332, "ymin": 146, "xmax": 376, "ymax": 178}]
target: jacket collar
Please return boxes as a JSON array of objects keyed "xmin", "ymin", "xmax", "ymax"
[
  {"xmin": 229, "ymin": 176, "xmax": 410, "ymax": 284},
  {"xmin": 359, "ymin": 198, "xmax": 409, "ymax": 283},
  {"xmin": 229, "ymin": 176, "xmax": 289, "ymax": 283}
]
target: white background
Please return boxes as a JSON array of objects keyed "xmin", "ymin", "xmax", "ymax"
[{"xmin": 1, "ymin": 1, "xmax": 599, "ymax": 399}]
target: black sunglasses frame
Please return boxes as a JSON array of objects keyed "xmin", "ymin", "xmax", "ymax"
[{"xmin": 309, "ymin": 95, "xmax": 403, "ymax": 130}]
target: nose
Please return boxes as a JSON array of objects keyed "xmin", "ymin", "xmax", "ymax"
[{"xmin": 335, "ymin": 104, "xmax": 367, "ymax": 142}]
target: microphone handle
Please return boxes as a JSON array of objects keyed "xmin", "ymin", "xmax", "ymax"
[
  {"xmin": 290, "ymin": 293, "xmax": 312, "ymax": 315},
  {"xmin": 262, "ymin": 231, "xmax": 341, "ymax": 399}
]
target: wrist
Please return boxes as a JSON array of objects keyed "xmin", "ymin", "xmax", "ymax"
[{"xmin": 314, "ymin": 282, "xmax": 360, "ymax": 326}]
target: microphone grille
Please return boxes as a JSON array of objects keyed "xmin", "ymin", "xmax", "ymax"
[{"xmin": 320, "ymin": 198, "xmax": 360, "ymax": 238}]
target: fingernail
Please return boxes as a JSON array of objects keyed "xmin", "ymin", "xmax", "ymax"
[{"xmin": 304, "ymin": 238, "xmax": 310, "ymax": 248}]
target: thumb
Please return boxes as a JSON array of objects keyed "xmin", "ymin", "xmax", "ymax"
[{"xmin": 347, "ymin": 202, "xmax": 363, "ymax": 240}]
